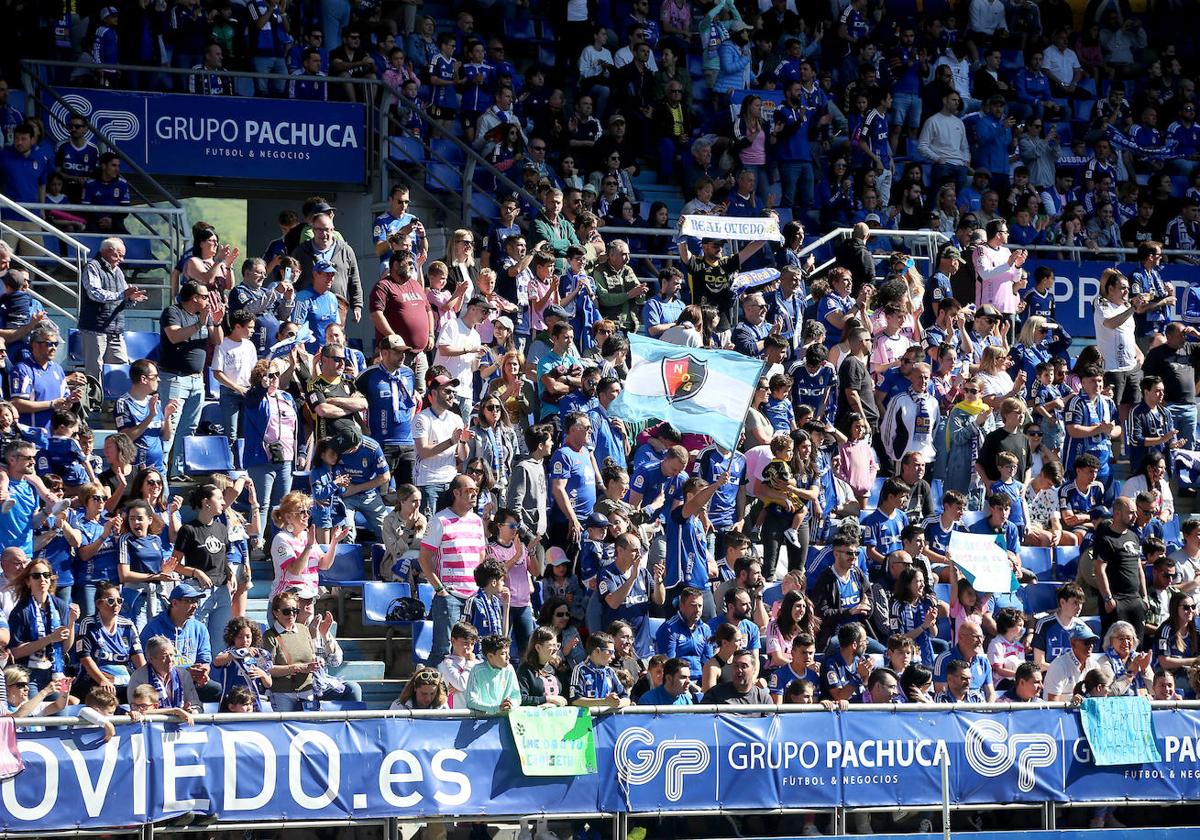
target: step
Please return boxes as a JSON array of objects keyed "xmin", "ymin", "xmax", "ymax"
[{"xmin": 328, "ymin": 660, "xmax": 387, "ymax": 681}]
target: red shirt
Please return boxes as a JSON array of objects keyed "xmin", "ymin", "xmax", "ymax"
[{"xmin": 370, "ymin": 275, "xmax": 432, "ymax": 348}]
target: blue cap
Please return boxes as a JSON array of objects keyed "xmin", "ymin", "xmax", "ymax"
[
  {"xmin": 1070, "ymin": 624, "xmax": 1099, "ymax": 643},
  {"xmin": 313, "ymin": 259, "xmax": 336, "ymax": 274},
  {"xmin": 169, "ymin": 582, "xmax": 205, "ymax": 600},
  {"xmin": 584, "ymin": 512, "xmax": 610, "ymax": 529}
]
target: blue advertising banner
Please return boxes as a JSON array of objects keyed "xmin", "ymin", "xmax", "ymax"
[
  {"xmin": 1022, "ymin": 258, "xmax": 1200, "ymax": 339},
  {"xmin": 43, "ymin": 88, "xmax": 366, "ymax": 183},
  {"xmin": 4, "ymin": 709, "xmax": 1200, "ymax": 831}
]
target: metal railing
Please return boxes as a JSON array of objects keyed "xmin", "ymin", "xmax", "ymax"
[{"xmin": 0, "ymin": 193, "xmax": 88, "ymax": 324}]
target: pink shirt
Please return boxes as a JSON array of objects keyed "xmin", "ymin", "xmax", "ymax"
[
  {"xmin": 740, "ymin": 126, "xmax": 767, "ymax": 165},
  {"xmin": 422, "ymin": 509, "xmax": 487, "ymax": 598},
  {"xmin": 974, "ymin": 244, "xmax": 1022, "ymax": 314},
  {"xmin": 271, "ymin": 529, "xmax": 322, "ymax": 597},
  {"xmin": 837, "ymin": 438, "xmax": 878, "ymax": 496},
  {"xmin": 490, "ymin": 540, "xmax": 532, "ymax": 608}
]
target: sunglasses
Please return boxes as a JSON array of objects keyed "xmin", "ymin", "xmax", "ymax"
[
  {"xmin": 277, "ymin": 607, "xmax": 301, "ymax": 616},
  {"xmin": 554, "ymin": 610, "xmax": 570, "ymax": 618},
  {"xmin": 414, "ymin": 671, "xmax": 442, "ymax": 685},
  {"xmin": 29, "ymin": 571, "xmax": 53, "ymax": 580},
  {"xmin": 102, "ymin": 596, "xmax": 124, "ymax": 606},
  {"xmin": 8, "ymin": 682, "xmax": 28, "ymax": 689},
  {"xmin": 89, "ymin": 494, "xmax": 106, "ymax": 502}
]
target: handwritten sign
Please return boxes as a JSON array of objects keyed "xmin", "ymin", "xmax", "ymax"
[
  {"xmin": 1081, "ymin": 696, "xmax": 1162, "ymax": 766},
  {"xmin": 508, "ymin": 706, "xmax": 598, "ymax": 776},
  {"xmin": 681, "ymin": 214, "xmax": 784, "ymax": 243},
  {"xmin": 948, "ymin": 531, "xmax": 1018, "ymax": 593}
]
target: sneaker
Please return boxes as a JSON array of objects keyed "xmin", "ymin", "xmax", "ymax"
[
  {"xmin": 801, "ymin": 824, "xmax": 822, "ymax": 836},
  {"xmin": 50, "ymin": 498, "xmax": 72, "ymax": 517},
  {"xmin": 784, "ymin": 528, "xmax": 803, "ymax": 548},
  {"xmin": 853, "ymin": 812, "xmax": 873, "ymax": 834}
]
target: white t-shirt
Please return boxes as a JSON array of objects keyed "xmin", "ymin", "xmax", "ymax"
[
  {"xmin": 578, "ymin": 45, "xmax": 614, "ymax": 79},
  {"xmin": 433, "ymin": 317, "xmax": 481, "ymax": 400},
  {"xmin": 211, "ymin": 336, "xmax": 258, "ymax": 390},
  {"xmin": 1044, "ymin": 650, "xmax": 1102, "ymax": 698},
  {"xmin": 413, "ymin": 407, "xmax": 465, "ymax": 486},
  {"xmin": 1093, "ymin": 298, "xmax": 1138, "ymax": 372},
  {"xmin": 613, "ymin": 47, "xmax": 658, "ymax": 72}
]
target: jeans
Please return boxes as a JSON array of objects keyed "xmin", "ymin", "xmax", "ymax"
[
  {"xmin": 159, "ymin": 371, "xmax": 205, "ymax": 479},
  {"xmin": 823, "ymin": 633, "xmax": 887, "ymax": 658},
  {"xmin": 510, "ymin": 605, "xmax": 535, "ymax": 655},
  {"xmin": 270, "ymin": 691, "xmax": 316, "ymax": 712},
  {"xmin": 418, "ymin": 482, "xmax": 449, "ymax": 521},
  {"xmin": 81, "ymin": 330, "xmax": 128, "ymax": 389},
  {"xmin": 429, "ymin": 591, "xmax": 466, "ymax": 664},
  {"xmin": 74, "ymin": 581, "xmax": 98, "ymax": 619},
  {"xmin": 249, "ymin": 462, "xmax": 294, "ymax": 536},
  {"xmin": 251, "ymin": 55, "xmax": 287, "ymax": 95},
  {"xmin": 321, "ymin": 0, "xmax": 351, "ymax": 47},
  {"xmin": 121, "ymin": 583, "xmax": 168, "ymax": 632},
  {"xmin": 778, "ymin": 160, "xmax": 815, "ymax": 214},
  {"xmin": 343, "ymin": 489, "xmax": 389, "ymax": 538},
  {"xmin": 196, "ymin": 585, "xmax": 233, "ymax": 647},
  {"xmin": 219, "ymin": 389, "xmax": 245, "ymax": 442},
  {"xmin": 1168, "ymin": 402, "xmax": 1197, "ymax": 448},
  {"xmin": 931, "ymin": 163, "xmax": 971, "ymax": 195},
  {"xmin": 319, "ymin": 680, "xmax": 363, "ymax": 703}
]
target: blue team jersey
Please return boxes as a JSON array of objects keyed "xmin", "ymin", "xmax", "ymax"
[
  {"xmin": 1022, "ymin": 287, "xmax": 1055, "ymax": 321},
  {"xmin": 923, "ymin": 515, "xmax": 962, "ymax": 556},
  {"xmin": 861, "ymin": 508, "xmax": 909, "ymax": 559},
  {"xmin": 1058, "ymin": 479, "xmax": 1104, "ymax": 514},
  {"xmin": 429, "ymin": 54, "xmax": 459, "ymax": 107},
  {"xmin": 599, "ymin": 563, "xmax": 655, "ymax": 656},
  {"xmin": 818, "ymin": 293, "xmax": 854, "ymax": 345},
  {"xmin": 292, "ymin": 289, "xmax": 341, "ymax": 351},
  {"xmin": 788, "ymin": 360, "xmax": 838, "ymax": 422},
  {"xmin": 969, "ymin": 516, "xmax": 1021, "ymax": 555},
  {"xmin": 372, "ymin": 210, "xmax": 416, "ymax": 274},
  {"xmin": 820, "ymin": 649, "xmax": 865, "ymax": 700},
  {"xmin": 768, "ymin": 663, "xmax": 819, "ymax": 695},
  {"xmin": 355, "ymin": 364, "xmax": 416, "ymax": 447},
  {"xmin": 549, "ymin": 445, "xmax": 597, "ymax": 521},
  {"xmin": 460, "ymin": 61, "xmax": 496, "ymax": 112},
  {"xmin": 763, "ymin": 397, "xmax": 794, "ymax": 432},
  {"xmin": 75, "ymin": 514, "xmax": 119, "ymax": 583},
  {"xmin": 570, "ymin": 659, "xmax": 627, "ymax": 701},
  {"xmin": 74, "ymin": 615, "xmax": 142, "ymax": 680},
  {"xmin": 10, "ymin": 359, "xmax": 66, "ymax": 431},
  {"xmin": 1062, "ymin": 392, "xmax": 1116, "ymax": 471},
  {"xmin": 1033, "ymin": 614, "xmax": 1081, "ymax": 664},
  {"xmin": 337, "ymin": 436, "xmax": 390, "ymax": 487},
  {"xmin": 630, "ymin": 442, "xmax": 665, "ymax": 475},
  {"xmin": 933, "ymin": 651, "xmax": 992, "ymax": 693},
  {"xmin": 990, "ymin": 479, "xmax": 1025, "ymax": 529},
  {"xmin": 462, "ymin": 588, "xmax": 505, "ymax": 643},
  {"xmin": 863, "ymin": 110, "xmax": 891, "ymax": 167},
  {"xmin": 37, "ymin": 436, "xmax": 90, "ymax": 487},
  {"xmin": 641, "ymin": 296, "xmax": 686, "ymax": 336},
  {"xmin": 118, "ymin": 532, "xmax": 167, "ymax": 575},
  {"xmin": 695, "ymin": 446, "xmax": 746, "ymax": 528},
  {"xmin": 114, "ymin": 393, "xmax": 165, "ymax": 471},
  {"xmin": 1131, "ymin": 266, "xmax": 1173, "ymax": 333},
  {"xmin": 82, "ymin": 176, "xmax": 130, "ymax": 207},
  {"xmin": 654, "ymin": 612, "xmax": 713, "ymax": 675},
  {"xmin": 664, "ymin": 505, "xmax": 708, "ymax": 590}
]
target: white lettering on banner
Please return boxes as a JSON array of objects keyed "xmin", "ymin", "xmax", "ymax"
[
  {"xmin": 829, "ymin": 739, "xmax": 949, "ymax": 769},
  {"xmin": 163, "ymin": 730, "xmax": 211, "ymax": 811},
  {"xmin": 614, "ymin": 727, "xmax": 711, "ymax": 802},
  {"xmin": 153, "ymin": 117, "xmax": 359, "ymax": 149},
  {"xmin": 1165, "ymin": 736, "xmax": 1200, "ymax": 763},
  {"xmin": 1, "ymin": 741, "xmax": 57, "ymax": 821},
  {"xmin": 728, "ymin": 740, "xmax": 821, "ymax": 770},
  {"xmin": 288, "ymin": 731, "xmax": 341, "ymax": 810},
  {"xmin": 222, "ymin": 729, "xmax": 276, "ymax": 811},
  {"xmin": 430, "ymin": 750, "xmax": 471, "ymax": 806},
  {"xmin": 61, "ymin": 737, "xmax": 121, "ymax": 818},
  {"xmin": 963, "ymin": 719, "xmax": 1056, "ymax": 793},
  {"xmin": 132, "ymin": 731, "xmax": 148, "ymax": 816},
  {"xmin": 379, "ymin": 750, "xmax": 424, "ymax": 808}
]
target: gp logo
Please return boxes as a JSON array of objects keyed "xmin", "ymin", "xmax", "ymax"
[
  {"xmin": 48, "ymin": 94, "xmax": 141, "ymax": 145},
  {"xmin": 964, "ymin": 718, "xmax": 1057, "ymax": 793},
  {"xmin": 614, "ymin": 727, "xmax": 710, "ymax": 802}
]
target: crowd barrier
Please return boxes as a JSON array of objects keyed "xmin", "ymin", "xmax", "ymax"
[{"xmin": 4, "ymin": 704, "xmax": 1200, "ymax": 833}]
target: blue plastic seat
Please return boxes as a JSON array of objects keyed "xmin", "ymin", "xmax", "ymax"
[
  {"xmin": 425, "ymin": 162, "xmax": 462, "ymax": 193},
  {"xmin": 1019, "ymin": 546, "xmax": 1054, "ymax": 578},
  {"xmin": 318, "ymin": 543, "xmax": 367, "ymax": 587},
  {"xmin": 649, "ymin": 616, "xmax": 665, "ymax": 640},
  {"xmin": 411, "ymin": 620, "xmax": 433, "ymax": 664},
  {"xmin": 319, "ymin": 700, "xmax": 367, "ymax": 711},
  {"xmin": 762, "ymin": 582, "xmax": 784, "ymax": 608},
  {"xmin": 389, "ymin": 135, "xmax": 424, "ymax": 164},
  {"xmin": 198, "ymin": 401, "xmax": 223, "ymax": 428},
  {"xmin": 991, "ymin": 591, "xmax": 1023, "ymax": 612},
  {"xmin": 101, "ymin": 364, "xmax": 131, "ymax": 402},
  {"xmin": 68, "ymin": 329, "xmax": 83, "ymax": 363},
  {"xmin": 1019, "ymin": 582, "xmax": 1059, "ymax": 615},
  {"xmin": 1053, "ymin": 545, "xmax": 1081, "ymax": 581},
  {"xmin": 363, "ymin": 581, "xmax": 431, "ymax": 625},
  {"xmin": 183, "ymin": 435, "xmax": 234, "ymax": 473},
  {"xmin": 430, "ymin": 138, "xmax": 465, "ymax": 166},
  {"xmin": 1163, "ymin": 515, "xmax": 1182, "ymax": 546},
  {"xmin": 124, "ymin": 330, "xmax": 160, "ymax": 362}
]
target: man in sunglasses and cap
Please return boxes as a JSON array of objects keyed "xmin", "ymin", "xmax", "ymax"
[
  {"xmin": 356, "ymin": 333, "xmax": 418, "ymax": 485},
  {"xmin": 434, "ymin": 294, "xmax": 493, "ymax": 422},
  {"xmin": 138, "ymin": 582, "xmax": 220, "ymax": 702}
]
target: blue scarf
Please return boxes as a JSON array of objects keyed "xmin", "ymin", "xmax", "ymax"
[
  {"xmin": 22, "ymin": 596, "xmax": 63, "ymax": 674},
  {"xmin": 149, "ymin": 665, "xmax": 185, "ymax": 709}
]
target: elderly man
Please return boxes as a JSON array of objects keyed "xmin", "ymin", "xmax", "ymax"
[
  {"xmin": 291, "ymin": 206, "xmax": 363, "ymax": 323},
  {"xmin": 1044, "ymin": 625, "xmax": 1102, "ymax": 700},
  {"xmin": 138, "ymin": 582, "xmax": 220, "ymax": 702},
  {"xmin": 933, "ymin": 621, "xmax": 996, "ymax": 701},
  {"xmin": 732, "ymin": 292, "xmax": 778, "ymax": 359},
  {"xmin": 11, "ymin": 323, "xmax": 84, "ymax": 432},
  {"xmin": 78, "ymin": 237, "xmax": 147, "ymax": 384},
  {"xmin": 593, "ymin": 240, "xmax": 647, "ymax": 333}
]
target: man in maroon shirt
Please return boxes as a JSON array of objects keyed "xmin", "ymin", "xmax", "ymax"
[{"xmin": 369, "ymin": 252, "xmax": 434, "ymax": 352}]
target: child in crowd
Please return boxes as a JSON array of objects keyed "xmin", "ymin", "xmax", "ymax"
[
  {"xmin": 885, "ymin": 634, "xmax": 916, "ymax": 676},
  {"xmin": 464, "ymin": 634, "xmax": 521, "ymax": 714},
  {"xmin": 763, "ymin": 373, "xmax": 796, "ymax": 433},
  {"xmin": 757, "ymin": 433, "xmax": 810, "ymax": 549},
  {"xmin": 947, "ymin": 556, "xmax": 995, "ymax": 643},
  {"xmin": 37, "ymin": 409, "xmax": 97, "ymax": 494},
  {"xmin": 543, "ymin": 547, "xmax": 586, "ymax": 623},
  {"xmin": 309, "ymin": 437, "xmax": 349, "ymax": 544},
  {"xmin": 1031, "ymin": 360, "xmax": 1069, "ymax": 454},
  {"xmin": 437, "ymin": 622, "xmax": 479, "ymax": 709},
  {"xmin": 836, "ymin": 411, "xmax": 878, "ymax": 510},
  {"xmin": 578, "ymin": 511, "xmax": 612, "ymax": 632},
  {"xmin": 426, "ymin": 260, "xmax": 464, "ymax": 332},
  {"xmin": 569, "ymin": 632, "xmax": 630, "ymax": 709},
  {"xmin": 987, "ymin": 607, "xmax": 1027, "ymax": 693},
  {"xmin": 462, "ymin": 558, "xmax": 510, "ymax": 645},
  {"xmin": 990, "ymin": 451, "xmax": 1026, "ymax": 539}
]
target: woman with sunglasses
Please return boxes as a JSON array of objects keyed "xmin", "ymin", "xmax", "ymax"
[
  {"xmin": 61, "ymin": 482, "xmax": 120, "ymax": 617},
  {"xmin": 442, "ymin": 228, "xmax": 479, "ymax": 299},
  {"xmin": 264, "ymin": 591, "xmax": 321, "ymax": 712},
  {"xmin": 72, "ymin": 580, "xmax": 145, "ymax": 703},
  {"xmin": 269, "ymin": 491, "xmax": 348, "ymax": 599},
  {"xmin": 940, "ymin": 376, "xmax": 993, "ymax": 501},
  {"xmin": 1011, "ymin": 316, "xmax": 1054, "ymax": 389},
  {"xmin": 484, "ymin": 350, "xmax": 538, "ymax": 436},
  {"xmin": 490, "ymin": 507, "xmax": 539, "ymax": 655},
  {"xmin": 183, "ymin": 227, "xmax": 237, "ymax": 296},
  {"xmin": 6, "ymin": 665, "xmax": 69, "ymax": 719},
  {"xmin": 1120, "ymin": 451, "xmax": 1174, "ymax": 522},
  {"xmin": 391, "ymin": 666, "xmax": 449, "ymax": 710},
  {"xmin": 128, "ymin": 467, "xmax": 179, "ymax": 549},
  {"xmin": 7, "ymin": 560, "xmax": 79, "ymax": 690},
  {"xmin": 467, "ymin": 397, "xmax": 517, "ymax": 499},
  {"xmin": 243, "ymin": 359, "xmax": 300, "ymax": 533},
  {"xmin": 743, "ymin": 378, "xmax": 776, "ymax": 448},
  {"xmin": 537, "ymin": 597, "xmax": 585, "ymax": 686},
  {"xmin": 1154, "ymin": 592, "xmax": 1200, "ymax": 695}
]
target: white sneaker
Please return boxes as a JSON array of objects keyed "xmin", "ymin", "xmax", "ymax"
[
  {"xmin": 50, "ymin": 498, "xmax": 71, "ymax": 517},
  {"xmin": 784, "ymin": 528, "xmax": 803, "ymax": 548},
  {"xmin": 854, "ymin": 813, "xmax": 873, "ymax": 834}
]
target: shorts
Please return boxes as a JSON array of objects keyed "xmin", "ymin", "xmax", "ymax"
[
  {"xmin": 891, "ymin": 92, "xmax": 922, "ymax": 129},
  {"xmin": 427, "ymin": 103, "xmax": 457, "ymax": 121},
  {"xmin": 1104, "ymin": 368, "xmax": 1142, "ymax": 406}
]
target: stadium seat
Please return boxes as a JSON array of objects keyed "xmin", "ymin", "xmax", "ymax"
[
  {"xmin": 503, "ymin": 17, "xmax": 536, "ymax": 40},
  {"xmin": 198, "ymin": 401, "xmax": 223, "ymax": 429},
  {"xmin": 649, "ymin": 617, "xmax": 665, "ymax": 640},
  {"xmin": 1083, "ymin": 616, "xmax": 1102, "ymax": 637},
  {"xmin": 1103, "ymin": 479, "xmax": 1122, "ymax": 508},
  {"xmin": 362, "ymin": 581, "xmax": 432, "ymax": 625},
  {"xmin": 320, "ymin": 700, "xmax": 367, "ymax": 711},
  {"xmin": 291, "ymin": 471, "xmax": 311, "ymax": 493},
  {"xmin": 183, "ymin": 435, "xmax": 234, "ymax": 474},
  {"xmin": 934, "ymin": 583, "xmax": 951, "ymax": 604},
  {"xmin": 991, "ymin": 591, "xmax": 1023, "ymax": 612},
  {"xmin": 1019, "ymin": 582, "xmax": 1059, "ymax": 616},
  {"xmin": 865, "ymin": 477, "xmax": 885, "ymax": 510},
  {"xmin": 425, "ymin": 162, "xmax": 463, "ymax": 193},
  {"xmin": 101, "ymin": 364, "xmax": 131, "ymax": 403},
  {"xmin": 1053, "ymin": 545, "xmax": 1081, "ymax": 581},
  {"xmin": 763, "ymin": 581, "xmax": 784, "ymax": 607},
  {"xmin": 68, "ymin": 329, "xmax": 83, "ymax": 363},
  {"xmin": 319, "ymin": 543, "xmax": 368, "ymax": 587},
  {"xmin": 961, "ymin": 510, "xmax": 988, "ymax": 529},
  {"xmin": 1019, "ymin": 546, "xmax": 1054, "ymax": 579},
  {"xmin": 370, "ymin": 542, "xmax": 387, "ymax": 579},
  {"xmin": 389, "ymin": 136, "xmax": 424, "ymax": 164},
  {"xmin": 430, "ymin": 138, "xmax": 465, "ymax": 166},
  {"xmin": 411, "ymin": 620, "xmax": 433, "ymax": 664},
  {"xmin": 1163, "ymin": 515, "xmax": 1182, "ymax": 546},
  {"xmin": 124, "ymin": 330, "xmax": 160, "ymax": 361}
]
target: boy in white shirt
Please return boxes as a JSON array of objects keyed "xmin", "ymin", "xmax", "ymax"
[{"xmin": 211, "ymin": 309, "xmax": 258, "ymax": 441}]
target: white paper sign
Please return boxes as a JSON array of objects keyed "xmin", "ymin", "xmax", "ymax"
[
  {"xmin": 681, "ymin": 214, "xmax": 784, "ymax": 243},
  {"xmin": 948, "ymin": 531, "xmax": 1018, "ymax": 593}
]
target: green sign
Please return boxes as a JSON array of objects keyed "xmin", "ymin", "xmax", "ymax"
[{"xmin": 508, "ymin": 706, "xmax": 598, "ymax": 776}]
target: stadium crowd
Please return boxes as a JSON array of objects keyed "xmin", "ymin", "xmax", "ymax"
[{"xmin": 1, "ymin": 0, "xmax": 1200, "ymax": 833}]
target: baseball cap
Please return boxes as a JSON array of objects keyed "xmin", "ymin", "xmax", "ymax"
[
  {"xmin": 285, "ymin": 583, "xmax": 319, "ymax": 600},
  {"xmin": 1070, "ymin": 624, "xmax": 1099, "ymax": 643},
  {"xmin": 939, "ymin": 245, "xmax": 963, "ymax": 262},
  {"xmin": 727, "ymin": 20, "xmax": 750, "ymax": 32},
  {"xmin": 169, "ymin": 582, "xmax": 205, "ymax": 601},
  {"xmin": 307, "ymin": 201, "xmax": 337, "ymax": 216},
  {"xmin": 544, "ymin": 304, "xmax": 570, "ymax": 321},
  {"xmin": 864, "ymin": 213, "xmax": 882, "ymax": 223},
  {"xmin": 379, "ymin": 334, "xmax": 409, "ymax": 353},
  {"xmin": 582, "ymin": 182, "xmax": 598, "ymax": 195},
  {"xmin": 546, "ymin": 547, "xmax": 571, "ymax": 566},
  {"xmin": 430, "ymin": 373, "xmax": 460, "ymax": 388},
  {"xmin": 467, "ymin": 295, "xmax": 496, "ymax": 311},
  {"xmin": 100, "ymin": 5, "xmax": 119, "ymax": 18},
  {"xmin": 584, "ymin": 512, "xmax": 611, "ymax": 529},
  {"xmin": 313, "ymin": 259, "xmax": 336, "ymax": 274},
  {"xmin": 975, "ymin": 303, "xmax": 1001, "ymax": 319},
  {"xmin": 495, "ymin": 315, "xmax": 514, "ymax": 331},
  {"xmin": 330, "ymin": 423, "xmax": 363, "ymax": 455}
]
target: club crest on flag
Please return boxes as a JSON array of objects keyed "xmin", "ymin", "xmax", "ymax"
[{"xmin": 662, "ymin": 356, "xmax": 708, "ymax": 403}]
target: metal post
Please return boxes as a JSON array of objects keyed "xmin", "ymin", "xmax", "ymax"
[
  {"xmin": 613, "ymin": 811, "xmax": 627, "ymax": 840},
  {"xmin": 833, "ymin": 806, "xmax": 846, "ymax": 836},
  {"xmin": 1043, "ymin": 801, "xmax": 1057, "ymax": 830},
  {"xmin": 940, "ymin": 751, "xmax": 951, "ymax": 840}
]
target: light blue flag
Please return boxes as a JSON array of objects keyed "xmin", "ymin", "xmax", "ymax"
[{"xmin": 610, "ymin": 334, "xmax": 765, "ymax": 451}]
